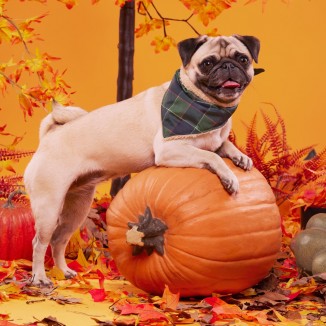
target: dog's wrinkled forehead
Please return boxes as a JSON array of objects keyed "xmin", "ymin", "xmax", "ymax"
[
  {"xmin": 193, "ymin": 36, "xmax": 252, "ymax": 63},
  {"xmin": 177, "ymin": 35, "xmax": 260, "ymax": 69}
]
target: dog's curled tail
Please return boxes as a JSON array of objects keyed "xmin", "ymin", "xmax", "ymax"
[{"xmin": 39, "ymin": 101, "xmax": 87, "ymax": 139}]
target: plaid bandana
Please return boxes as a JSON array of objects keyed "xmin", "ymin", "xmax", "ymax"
[{"xmin": 161, "ymin": 70, "xmax": 238, "ymax": 139}]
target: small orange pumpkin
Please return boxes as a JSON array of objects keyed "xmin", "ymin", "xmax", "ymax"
[
  {"xmin": 107, "ymin": 159, "xmax": 281, "ymax": 297},
  {"xmin": 0, "ymin": 192, "xmax": 35, "ymax": 261}
]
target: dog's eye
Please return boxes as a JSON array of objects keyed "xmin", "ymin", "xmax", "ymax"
[
  {"xmin": 239, "ymin": 56, "xmax": 249, "ymax": 64},
  {"xmin": 198, "ymin": 56, "xmax": 217, "ymax": 75},
  {"xmin": 199, "ymin": 57, "xmax": 217, "ymax": 74},
  {"xmin": 203, "ymin": 60, "xmax": 213, "ymax": 67}
]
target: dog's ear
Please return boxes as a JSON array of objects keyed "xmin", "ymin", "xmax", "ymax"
[
  {"xmin": 233, "ymin": 35, "xmax": 260, "ymax": 63},
  {"xmin": 254, "ymin": 68, "xmax": 265, "ymax": 76},
  {"xmin": 177, "ymin": 36, "xmax": 208, "ymax": 67}
]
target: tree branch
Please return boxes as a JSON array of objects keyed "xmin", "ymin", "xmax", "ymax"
[
  {"xmin": 2, "ymin": 15, "xmax": 32, "ymax": 56},
  {"xmin": 139, "ymin": 1, "xmax": 201, "ymax": 38}
]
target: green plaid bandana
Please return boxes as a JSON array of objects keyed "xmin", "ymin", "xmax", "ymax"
[{"xmin": 161, "ymin": 70, "xmax": 238, "ymax": 138}]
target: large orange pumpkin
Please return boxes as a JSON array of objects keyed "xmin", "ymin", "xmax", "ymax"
[{"xmin": 107, "ymin": 159, "xmax": 281, "ymax": 297}]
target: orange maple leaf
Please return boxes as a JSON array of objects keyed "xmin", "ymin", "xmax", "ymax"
[
  {"xmin": 160, "ymin": 285, "xmax": 180, "ymax": 310},
  {"xmin": 150, "ymin": 35, "xmax": 176, "ymax": 53},
  {"xmin": 135, "ymin": 18, "xmax": 166, "ymax": 38},
  {"xmin": 18, "ymin": 93, "xmax": 34, "ymax": 119},
  {"xmin": 180, "ymin": 0, "xmax": 237, "ymax": 26},
  {"xmin": 120, "ymin": 303, "xmax": 168, "ymax": 322}
]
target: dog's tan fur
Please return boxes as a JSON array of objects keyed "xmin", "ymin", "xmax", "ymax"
[{"xmin": 24, "ymin": 35, "xmax": 259, "ymax": 286}]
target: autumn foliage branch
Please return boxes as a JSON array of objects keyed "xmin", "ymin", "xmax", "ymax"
[
  {"xmin": 0, "ymin": 4, "xmax": 74, "ymax": 120},
  {"xmin": 131, "ymin": 0, "xmax": 238, "ymax": 53}
]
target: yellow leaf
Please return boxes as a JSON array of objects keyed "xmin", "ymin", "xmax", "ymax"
[
  {"xmin": 0, "ymin": 291, "xmax": 9, "ymax": 302},
  {"xmin": 0, "ymin": 0, "xmax": 5, "ymax": 16},
  {"xmin": 0, "ymin": 160, "xmax": 16, "ymax": 173},
  {"xmin": 205, "ymin": 27, "xmax": 220, "ymax": 37},
  {"xmin": 49, "ymin": 266, "xmax": 66, "ymax": 280},
  {"xmin": 66, "ymin": 229, "xmax": 86, "ymax": 256},
  {"xmin": 76, "ymin": 248, "xmax": 89, "ymax": 268},
  {"xmin": 18, "ymin": 93, "xmax": 33, "ymax": 119},
  {"xmin": 25, "ymin": 57, "xmax": 43, "ymax": 73},
  {"xmin": 0, "ymin": 19, "xmax": 12, "ymax": 43}
]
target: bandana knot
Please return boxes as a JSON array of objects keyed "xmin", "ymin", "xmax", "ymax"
[{"xmin": 161, "ymin": 70, "xmax": 238, "ymax": 139}]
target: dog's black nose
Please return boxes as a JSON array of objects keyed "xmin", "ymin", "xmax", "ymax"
[{"xmin": 221, "ymin": 62, "xmax": 235, "ymax": 70}]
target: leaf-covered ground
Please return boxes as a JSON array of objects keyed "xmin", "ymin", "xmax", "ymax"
[
  {"xmin": 1, "ymin": 254, "xmax": 326, "ymax": 326},
  {"xmin": 1, "ymin": 199, "xmax": 326, "ymax": 326}
]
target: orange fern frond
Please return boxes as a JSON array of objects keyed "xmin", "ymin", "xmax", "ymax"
[
  {"xmin": 235, "ymin": 108, "xmax": 325, "ymax": 209},
  {"xmin": 260, "ymin": 110, "xmax": 285, "ymax": 159},
  {"xmin": 244, "ymin": 111, "xmax": 258, "ymax": 154},
  {"xmin": 0, "ymin": 148, "xmax": 34, "ymax": 161},
  {"xmin": 228, "ymin": 129, "xmax": 238, "ymax": 147},
  {"xmin": 278, "ymin": 146, "xmax": 315, "ymax": 172},
  {"xmin": 304, "ymin": 146, "xmax": 326, "ymax": 172},
  {"xmin": 274, "ymin": 106, "xmax": 289, "ymax": 153}
]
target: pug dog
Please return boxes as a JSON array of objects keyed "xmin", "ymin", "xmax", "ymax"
[{"xmin": 24, "ymin": 34, "xmax": 260, "ymax": 287}]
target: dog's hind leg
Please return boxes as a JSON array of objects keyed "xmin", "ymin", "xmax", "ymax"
[
  {"xmin": 30, "ymin": 189, "xmax": 68, "ymax": 287},
  {"xmin": 50, "ymin": 171, "xmax": 105, "ymax": 279},
  {"xmin": 25, "ymin": 161, "xmax": 93, "ymax": 286},
  {"xmin": 50, "ymin": 183, "xmax": 96, "ymax": 279}
]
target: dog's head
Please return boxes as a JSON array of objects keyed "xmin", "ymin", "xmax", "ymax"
[{"xmin": 177, "ymin": 35, "xmax": 260, "ymax": 105}]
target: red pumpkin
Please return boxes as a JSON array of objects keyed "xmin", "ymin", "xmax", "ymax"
[
  {"xmin": 0, "ymin": 196, "xmax": 35, "ymax": 261},
  {"xmin": 107, "ymin": 160, "xmax": 281, "ymax": 297}
]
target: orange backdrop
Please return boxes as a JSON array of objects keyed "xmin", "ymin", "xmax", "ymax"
[{"xmin": 1, "ymin": 0, "xmax": 326, "ymax": 184}]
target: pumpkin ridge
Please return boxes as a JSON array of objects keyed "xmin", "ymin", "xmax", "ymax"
[
  {"xmin": 169, "ymin": 213, "xmax": 280, "ymax": 234},
  {"xmin": 149, "ymin": 170, "xmax": 214, "ymax": 218},
  {"xmin": 156, "ymin": 194, "xmax": 278, "ymax": 227},
  {"xmin": 168, "ymin": 227, "xmax": 281, "ymax": 240},
  {"xmin": 166, "ymin": 249, "xmax": 278, "ymax": 283},
  {"xmin": 160, "ymin": 250, "xmax": 216, "ymax": 282},
  {"xmin": 156, "ymin": 251, "xmax": 191, "ymax": 284},
  {"xmin": 133, "ymin": 255, "xmax": 166, "ymax": 291},
  {"xmin": 166, "ymin": 239, "xmax": 279, "ymax": 263},
  {"xmin": 160, "ymin": 245, "xmax": 276, "ymax": 282},
  {"xmin": 130, "ymin": 248, "xmax": 192, "ymax": 290}
]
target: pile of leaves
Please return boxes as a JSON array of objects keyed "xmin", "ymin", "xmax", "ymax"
[{"xmin": 1, "ymin": 222, "xmax": 326, "ymax": 325}]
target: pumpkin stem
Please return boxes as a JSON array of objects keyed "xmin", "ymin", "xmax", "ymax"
[
  {"xmin": 127, "ymin": 207, "xmax": 168, "ymax": 256},
  {"xmin": 3, "ymin": 189, "xmax": 26, "ymax": 208}
]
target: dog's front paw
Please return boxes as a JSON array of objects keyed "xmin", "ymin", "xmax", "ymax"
[
  {"xmin": 232, "ymin": 154, "xmax": 253, "ymax": 171},
  {"xmin": 220, "ymin": 172, "xmax": 239, "ymax": 194}
]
